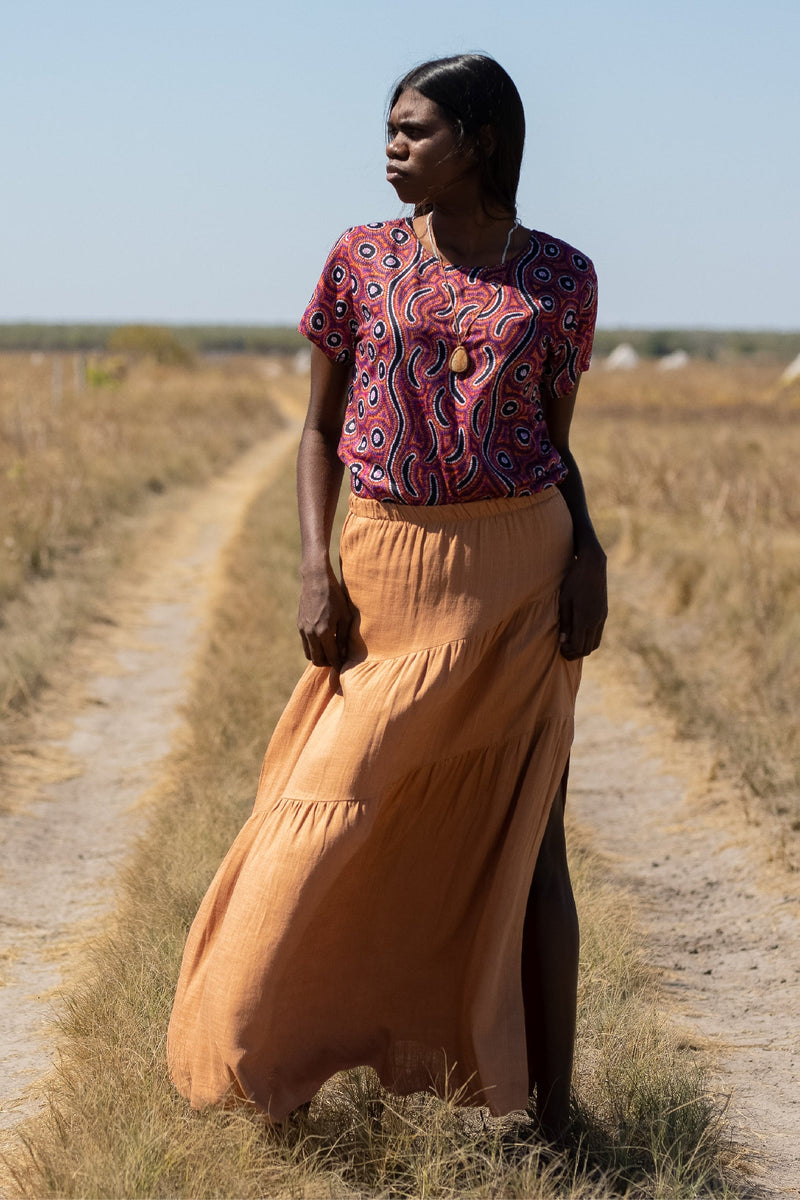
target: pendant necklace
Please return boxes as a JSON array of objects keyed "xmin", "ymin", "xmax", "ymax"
[{"xmin": 426, "ymin": 211, "xmax": 520, "ymax": 374}]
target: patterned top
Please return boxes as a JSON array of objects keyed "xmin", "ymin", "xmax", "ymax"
[{"xmin": 299, "ymin": 219, "xmax": 597, "ymax": 505}]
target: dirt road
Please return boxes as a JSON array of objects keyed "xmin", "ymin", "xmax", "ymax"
[
  {"xmin": 0, "ymin": 424, "xmax": 299, "ymax": 1139},
  {"xmin": 571, "ymin": 664, "xmax": 800, "ymax": 1197},
  {"xmin": 1, "ymin": 430, "xmax": 798, "ymax": 1195}
]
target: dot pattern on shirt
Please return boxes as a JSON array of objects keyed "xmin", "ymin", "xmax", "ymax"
[{"xmin": 299, "ymin": 219, "xmax": 597, "ymax": 505}]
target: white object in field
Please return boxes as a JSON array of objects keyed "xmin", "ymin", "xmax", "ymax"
[
  {"xmin": 657, "ymin": 349, "xmax": 690, "ymax": 371},
  {"xmin": 604, "ymin": 343, "xmax": 639, "ymax": 370},
  {"xmin": 293, "ymin": 348, "xmax": 312, "ymax": 374},
  {"xmin": 779, "ymin": 352, "xmax": 800, "ymax": 385}
]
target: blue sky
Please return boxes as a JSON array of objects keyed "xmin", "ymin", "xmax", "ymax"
[{"xmin": 2, "ymin": 0, "xmax": 797, "ymax": 328}]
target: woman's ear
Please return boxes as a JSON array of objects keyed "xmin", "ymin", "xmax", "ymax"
[{"xmin": 478, "ymin": 124, "xmax": 497, "ymax": 157}]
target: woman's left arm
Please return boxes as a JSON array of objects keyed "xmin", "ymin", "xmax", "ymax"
[{"xmin": 542, "ymin": 377, "xmax": 608, "ymax": 660}]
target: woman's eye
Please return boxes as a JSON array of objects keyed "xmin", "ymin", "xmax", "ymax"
[{"xmin": 387, "ymin": 124, "xmax": 426, "ymax": 143}]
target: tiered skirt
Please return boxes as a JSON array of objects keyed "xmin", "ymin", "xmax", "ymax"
[{"xmin": 167, "ymin": 487, "xmax": 581, "ymax": 1120}]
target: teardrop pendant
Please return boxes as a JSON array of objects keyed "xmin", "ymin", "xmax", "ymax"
[{"xmin": 449, "ymin": 345, "xmax": 469, "ymax": 373}]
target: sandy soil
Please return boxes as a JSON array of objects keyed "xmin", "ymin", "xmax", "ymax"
[
  {"xmin": 571, "ymin": 661, "xmax": 800, "ymax": 1197},
  {"xmin": 0, "ymin": 426, "xmax": 797, "ymax": 1195}
]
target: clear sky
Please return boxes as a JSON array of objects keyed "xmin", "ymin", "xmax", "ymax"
[{"xmin": 2, "ymin": 0, "xmax": 797, "ymax": 329}]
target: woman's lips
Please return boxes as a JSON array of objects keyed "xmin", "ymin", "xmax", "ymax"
[{"xmin": 386, "ymin": 165, "xmax": 406, "ymax": 182}]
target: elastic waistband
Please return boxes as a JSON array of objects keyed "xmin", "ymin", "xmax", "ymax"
[{"xmin": 348, "ymin": 487, "xmax": 560, "ymax": 525}]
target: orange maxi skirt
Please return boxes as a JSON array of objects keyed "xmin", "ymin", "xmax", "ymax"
[{"xmin": 167, "ymin": 488, "xmax": 581, "ymax": 1120}]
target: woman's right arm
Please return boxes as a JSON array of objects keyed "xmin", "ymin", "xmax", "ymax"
[{"xmin": 296, "ymin": 344, "xmax": 353, "ymax": 669}]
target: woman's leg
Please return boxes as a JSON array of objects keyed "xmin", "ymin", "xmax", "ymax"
[{"xmin": 521, "ymin": 762, "xmax": 579, "ymax": 1140}]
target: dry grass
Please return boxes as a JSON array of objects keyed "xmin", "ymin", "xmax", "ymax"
[
  {"xmin": 575, "ymin": 362, "xmax": 800, "ymax": 851},
  {"xmin": 0, "ymin": 351, "xmax": 289, "ymax": 724},
  {"xmin": 5, "ymin": 465, "xmax": 737, "ymax": 1198}
]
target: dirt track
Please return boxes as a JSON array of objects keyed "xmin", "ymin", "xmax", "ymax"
[
  {"xmin": 0, "ymin": 424, "xmax": 798, "ymax": 1195},
  {"xmin": 570, "ymin": 667, "xmax": 800, "ymax": 1197},
  {"xmin": 0, "ymin": 424, "xmax": 299, "ymax": 1142}
]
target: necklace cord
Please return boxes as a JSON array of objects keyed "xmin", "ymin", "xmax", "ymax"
[
  {"xmin": 425, "ymin": 212, "xmax": 521, "ymax": 267},
  {"xmin": 424, "ymin": 213, "xmax": 520, "ymax": 372}
]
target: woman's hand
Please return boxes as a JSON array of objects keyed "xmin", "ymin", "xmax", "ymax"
[
  {"xmin": 540, "ymin": 374, "xmax": 607, "ymax": 660},
  {"xmin": 296, "ymin": 346, "xmax": 352, "ymax": 669},
  {"xmin": 558, "ymin": 543, "xmax": 607, "ymax": 660},
  {"xmin": 297, "ymin": 562, "xmax": 353, "ymax": 669}
]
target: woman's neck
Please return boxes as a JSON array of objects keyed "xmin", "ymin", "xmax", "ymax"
[{"xmin": 415, "ymin": 206, "xmax": 524, "ymax": 269}]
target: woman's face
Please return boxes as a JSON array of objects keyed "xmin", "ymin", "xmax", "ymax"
[{"xmin": 386, "ymin": 88, "xmax": 477, "ymax": 206}]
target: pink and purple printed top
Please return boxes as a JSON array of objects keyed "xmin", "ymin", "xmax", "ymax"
[{"xmin": 299, "ymin": 219, "xmax": 597, "ymax": 505}]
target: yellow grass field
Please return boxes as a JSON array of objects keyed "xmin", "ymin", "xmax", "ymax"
[
  {"xmin": 575, "ymin": 361, "xmax": 800, "ymax": 849},
  {"xmin": 6, "ymin": 463, "xmax": 734, "ymax": 1198},
  {"xmin": 3, "ymin": 350, "xmax": 795, "ymax": 1195},
  {"xmin": 0, "ymin": 352, "xmax": 293, "ymax": 728},
  {"xmin": 0, "ymin": 352, "xmax": 288, "ymax": 604},
  {"xmin": 2, "ymin": 349, "xmax": 795, "ymax": 834}
]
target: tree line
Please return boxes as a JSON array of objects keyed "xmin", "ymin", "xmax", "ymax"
[{"xmin": 1, "ymin": 322, "xmax": 799, "ymax": 362}]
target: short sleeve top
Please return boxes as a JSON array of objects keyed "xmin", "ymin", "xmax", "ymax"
[{"xmin": 299, "ymin": 219, "xmax": 597, "ymax": 505}]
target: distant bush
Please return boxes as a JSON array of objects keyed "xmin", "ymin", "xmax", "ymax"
[
  {"xmin": 107, "ymin": 325, "xmax": 194, "ymax": 366},
  {"xmin": 86, "ymin": 355, "xmax": 127, "ymax": 387},
  {"xmin": 0, "ymin": 324, "xmax": 307, "ymax": 355}
]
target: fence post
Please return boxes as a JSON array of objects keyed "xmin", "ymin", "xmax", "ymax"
[{"xmin": 51, "ymin": 355, "xmax": 63, "ymax": 408}]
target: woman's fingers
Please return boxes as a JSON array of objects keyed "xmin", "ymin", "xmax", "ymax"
[
  {"xmin": 299, "ymin": 609, "xmax": 353, "ymax": 669},
  {"xmin": 576, "ymin": 616, "xmax": 606, "ymax": 660},
  {"xmin": 297, "ymin": 569, "xmax": 354, "ymax": 668},
  {"xmin": 559, "ymin": 604, "xmax": 606, "ymax": 660},
  {"xmin": 558, "ymin": 553, "xmax": 607, "ymax": 660},
  {"xmin": 302, "ymin": 628, "xmax": 337, "ymax": 668}
]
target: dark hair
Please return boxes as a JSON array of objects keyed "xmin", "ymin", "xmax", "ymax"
[{"xmin": 388, "ymin": 54, "xmax": 525, "ymax": 217}]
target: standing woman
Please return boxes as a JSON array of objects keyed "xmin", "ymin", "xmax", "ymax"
[{"xmin": 168, "ymin": 53, "xmax": 606, "ymax": 1142}]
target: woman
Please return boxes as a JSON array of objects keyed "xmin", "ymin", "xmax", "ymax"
[{"xmin": 168, "ymin": 53, "xmax": 606, "ymax": 1142}]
